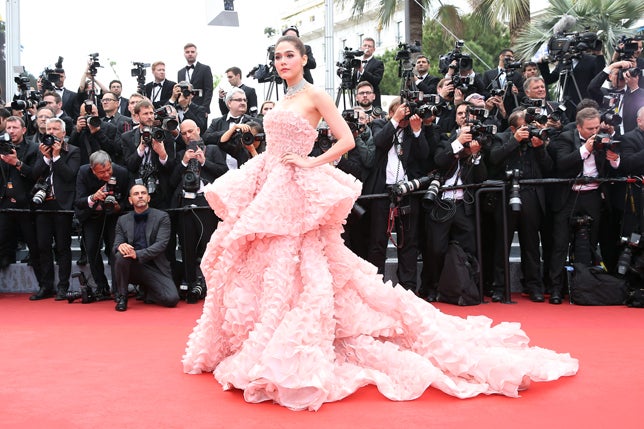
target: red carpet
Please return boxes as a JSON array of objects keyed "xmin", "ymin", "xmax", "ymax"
[{"xmin": 1, "ymin": 293, "xmax": 642, "ymax": 429}]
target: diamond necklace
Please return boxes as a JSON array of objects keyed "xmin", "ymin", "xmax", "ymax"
[{"xmin": 284, "ymin": 79, "xmax": 309, "ymax": 98}]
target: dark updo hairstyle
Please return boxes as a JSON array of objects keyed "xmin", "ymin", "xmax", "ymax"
[{"xmin": 276, "ymin": 35, "xmax": 306, "ymax": 57}]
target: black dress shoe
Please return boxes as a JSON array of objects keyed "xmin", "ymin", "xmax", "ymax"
[
  {"xmin": 55, "ymin": 287, "xmax": 69, "ymax": 301},
  {"xmin": 528, "ymin": 291, "xmax": 545, "ymax": 302},
  {"xmin": 115, "ymin": 296, "xmax": 128, "ymax": 312},
  {"xmin": 491, "ymin": 291, "xmax": 504, "ymax": 302},
  {"xmin": 29, "ymin": 287, "xmax": 55, "ymax": 301},
  {"xmin": 549, "ymin": 291, "xmax": 563, "ymax": 304},
  {"xmin": 76, "ymin": 255, "xmax": 87, "ymax": 266}
]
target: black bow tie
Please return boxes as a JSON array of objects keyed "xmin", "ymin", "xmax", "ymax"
[
  {"xmin": 362, "ymin": 60, "xmax": 368, "ymax": 64},
  {"xmin": 228, "ymin": 116, "xmax": 240, "ymax": 124},
  {"xmin": 186, "ymin": 65, "xmax": 194, "ymax": 70},
  {"xmin": 153, "ymin": 82, "xmax": 162, "ymax": 87}
]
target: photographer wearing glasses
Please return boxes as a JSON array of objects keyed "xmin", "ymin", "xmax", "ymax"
[
  {"xmin": 31, "ymin": 118, "xmax": 80, "ymax": 300},
  {"xmin": 99, "ymin": 91, "xmax": 133, "ymax": 137},
  {"xmin": 167, "ymin": 81, "xmax": 207, "ymax": 135},
  {"xmin": 68, "ymin": 100, "xmax": 121, "ymax": 165},
  {"xmin": 218, "ymin": 67, "xmax": 258, "ymax": 117},
  {"xmin": 170, "ymin": 120, "xmax": 228, "ymax": 303}
]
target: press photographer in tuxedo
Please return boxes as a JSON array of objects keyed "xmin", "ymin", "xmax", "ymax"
[
  {"xmin": 177, "ymin": 43, "xmax": 214, "ymax": 114},
  {"xmin": 31, "ymin": 118, "xmax": 80, "ymax": 300},
  {"xmin": 144, "ymin": 61, "xmax": 176, "ymax": 109}
]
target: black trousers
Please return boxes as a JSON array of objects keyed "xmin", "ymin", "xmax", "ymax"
[
  {"xmin": 492, "ymin": 188, "xmax": 543, "ymax": 293},
  {"xmin": 422, "ymin": 200, "xmax": 476, "ymax": 296},
  {"xmin": 113, "ymin": 253, "xmax": 179, "ymax": 307},
  {"xmin": 177, "ymin": 197, "xmax": 219, "ymax": 284},
  {"xmin": 549, "ymin": 189, "xmax": 602, "ymax": 292},
  {"xmin": 35, "ymin": 201, "xmax": 73, "ymax": 291},
  {"xmin": 0, "ymin": 203, "xmax": 41, "ymax": 281},
  {"xmin": 367, "ymin": 195, "xmax": 420, "ymax": 292},
  {"xmin": 81, "ymin": 215, "xmax": 117, "ymax": 292}
]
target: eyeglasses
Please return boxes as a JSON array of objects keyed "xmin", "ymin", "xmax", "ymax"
[
  {"xmin": 357, "ymin": 91, "xmax": 373, "ymax": 96},
  {"xmin": 101, "ymin": 98, "xmax": 117, "ymax": 102},
  {"xmin": 230, "ymin": 98, "xmax": 247, "ymax": 102}
]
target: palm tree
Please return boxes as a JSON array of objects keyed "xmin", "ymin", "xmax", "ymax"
[
  {"xmin": 514, "ymin": 0, "xmax": 644, "ymax": 62},
  {"xmin": 340, "ymin": 0, "xmax": 429, "ymax": 43},
  {"xmin": 469, "ymin": 0, "xmax": 530, "ymax": 45}
]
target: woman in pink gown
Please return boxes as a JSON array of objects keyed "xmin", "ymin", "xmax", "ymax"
[{"xmin": 182, "ymin": 35, "xmax": 578, "ymax": 411}]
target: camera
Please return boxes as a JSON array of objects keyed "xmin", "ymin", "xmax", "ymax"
[
  {"xmin": 41, "ymin": 134, "xmax": 59, "ymax": 147},
  {"xmin": 548, "ymin": 31, "xmax": 599, "ymax": 62},
  {"xmin": 140, "ymin": 126, "xmax": 166, "ymax": 146},
  {"xmin": 88, "ymin": 53, "xmax": 101, "ymax": 76},
  {"xmin": 14, "ymin": 75, "xmax": 30, "ymax": 91},
  {"xmin": 525, "ymin": 107, "xmax": 548, "ymax": 125},
  {"xmin": 103, "ymin": 176, "xmax": 118, "ymax": 211},
  {"xmin": 400, "ymin": 90, "xmax": 444, "ymax": 119},
  {"xmin": 451, "ymin": 74, "xmax": 474, "ymax": 93},
  {"xmin": 614, "ymin": 35, "xmax": 643, "ymax": 61},
  {"xmin": 490, "ymin": 88, "xmax": 505, "ymax": 97},
  {"xmin": 395, "ymin": 41, "xmax": 421, "ymax": 77},
  {"xmin": 154, "ymin": 106, "xmax": 178, "ymax": 131},
  {"xmin": 600, "ymin": 111, "xmax": 622, "ymax": 127},
  {"xmin": 131, "ymin": 61, "xmax": 150, "ymax": 77},
  {"xmin": 503, "ymin": 56, "xmax": 523, "ymax": 71},
  {"xmin": 522, "ymin": 98, "xmax": 545, "ymax": 108},
  {"xmin": 137, "ymin": 163, "xmax": 157, "ymax": 194},
  {"xmin": 0, "ymin": 134, "xmax": 15, "ymax": 155},
  {"xmin": 10, "ymin": 99, "xmax": 30, "ymax": 111},
  {"xmin": 336, "ymin": 47, "xmax": 364, "ymax": 87},
  {"xmin": 506, "ymin": 169, "xmax": 522, "ymax": 212},
  {"xmin": 315, "ymin": 126, "xmax": 336, "ymax": 153},
  {"xmin": 391, "ymin": 176, "xmax": 432, "ymax": 197},
  {"xmin": 526, "ymin": 125, "xmax": 558, "ymax": 143},
  {"xmin": 421, "ymin": 174, "xmax": 442, "ymax": 210},
  {"xmin": 182, "ymin": 142, "xmax": 202, "ymax": 197},
  {"xmin": 178, "ymin": 83, "xmax": 194, "ymax": 98},
  {"xmin": 39, "ymin": 56, "xmax": 65, "ymax": 91},
  {"xmin": 32, "ymin": 179, "xmax": 51, "ymax": 205},
  {"xmin": 438, "ymin": 40, "xmax": 472, "ymax": 75},
  {"xmin": 67, "ymin": 272, "xmax": 96, "ymax": 304},
  {"xmin": 83, "ymin": 101, "xmax": 102, "ymax": 128},
  {"xmin": 342, "ymin": 109, "xmax": 366, "ymax": 135},
  {"xmin": 592, "ymin": 133, "xmax": 620, "ymax": 151},
  {"xmin": 617, "ymin": 233, "xmax": 642, "ymax": 276}
]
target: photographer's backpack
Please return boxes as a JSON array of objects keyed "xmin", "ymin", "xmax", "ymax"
[{"xmin": 437, "ymin": 241, "xmax": 481, "ymax": 306}]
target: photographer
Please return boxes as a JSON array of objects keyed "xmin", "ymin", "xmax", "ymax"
[
  {"xmin": 415, "ymin": 55, "xmax": 440, "ymax": 96},
  {"xmin": 357, "ymin": 37, "xmax": 384, "ymax": 108},
  {"xmin": 611, "ymin": 38, "xmax": 644, "ymax": 87},
  {"xmin": 522, "ymin": 76, "xmax": 567, "ymax": 131},
  {"xmin": 31, "ymin": 118, "xmax": 80, "ymax": 300},
  {"xmin": 99, "ymin": 91, "xmax": 133, "ymax": 137},
  {"xmin": 143, "ymin": 61, "xmax": 176, "ymax": 109},
  {"xmin": 167, "ymin": 81, "xmax": 207, "ymax": 135},
  {"xmin": 120, "ymin": 99, "xmax": 176, "ymax": 209},
  {"xmin": 68, "ymin": 100, "xmax": 121, "ymax": 165},
  {"xmin": 41, "ymin": 91, "xmax": 74, "ymax": 136},
  {"xmin": 355, "ymin": 81, "xmax": 384, "ymax": 125},
  {"xmin": 177, "ymin": 43, "xmax": 214, "ymax": 114},
  {"xmin": 547, "ymin": 107, "xmax": 619, "ymax": 304},
  {"xmin": 0, "ymin": 116, "xmax": 42, "ymax": 291},
  {"xmin": 419, "ymin": 102, "xmax": 488, "ymax": 301},
  {"xmin": 364, "ymin": 97, "xmax": 429, "ymax": 293},
  {"xmin": 218, "ymin": 67, "xmax": 258, "ymax": 117},
  {"xmin": 75, "ymin": 151, "xmax": 129, "ymax": 301},
  {"xmin": 36, "ymin": 63, "xmax": 77, "ymax": 121},
  {"xmin": 28, "ymin": 107, "xmax": 54, "ymax": 145},
  {"xmin": 170, "ymin": 120, "xmax": 227, "ymax": 303},
  {"xmin": 443, "ymin": 52, "xmax": 486, "ymax": 97},
  {"xmin": 488, "ymin": 109, "xmax": 554, "ymax": 302},
  {"xmin": 621, "ymin": 67, "xmax": 644, "ymax": 133},
  {"xmin": 218, "ymin": 120, "xmax": 265, "ymax": 167}
]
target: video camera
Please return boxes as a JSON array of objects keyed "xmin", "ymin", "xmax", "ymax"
[
  {"xmin": 39, "ymin": 56, "xmax": 65, "ymax": 91},
  {"xmin": 131, "ymin": 62, "xmax": 150, "ymax": 94},
  {"xmin": 336, "ymin": 47, "xmax": 364, "ymax": 88},
  {"xmin": 547, "ymin": 31, "xmax": 600, "ymax": 62},
  {"xmin": 614, "ymin": 35, "xmax": 643, "ymax": 61},
  {"xmin": 88, "ymin": 53, "xmax": 101, "ymax": 76},
  {"xmin": 395, "ymin": 41, "xmax": 421, "ymax": 77},
  {"xmin": 439, "ymin": 40, "xmax": 473, "ymax": 75},
  {"xmin": 247, "ymin": 45, "xmax": 282, "ymax": 84}
]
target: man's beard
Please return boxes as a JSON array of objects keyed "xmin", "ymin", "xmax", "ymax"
[{"xmin": 357, "ymin": 99, "xmax": 372, "ymax": 109}]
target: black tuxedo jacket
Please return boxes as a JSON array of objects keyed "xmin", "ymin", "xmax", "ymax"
[
  {"xmin": 202, "ymin": 114, "xmax": 255, "ymax": 146},
  {"xmin": 617, "ymin": 128, "xmax": 644, "ymax": 175},
  {"xmin": 548, "ymin": 129, "xmax": 609, "ymax": 212},
  {"xmin": 218, "ymin": 84, "xmax": 258, "ymax": 116},
  {"xmin": 415, "ymin": 75, "xmax": 440, "ymax": 96},
  {"xmin": 169, "ymin": 144, "xmax": 228, "ymax": 207},
  {"xmin": 119, "ymin": 128, "xmax": 177, "ymax": 209},
  {"xmin": 539, "ymin": 54, "xmax": 605, "ymax": 107},
  {"xmin": 434, "ymin": 133, "xmax": 488, "ymax": 190},
  {"xmin": 358, "ymin": 58, "xmax": 385, "ymax": 108},
  {"xmin": 68, "ymin": 121, "xmax": 121, "ymax": 165},
  {"xmin": 74, "ymin": 163, "xmax": 130, "ymax": 222},
  {"xmin": 59, "ymin": 88, "xmax": 78, "ymax": 120},
  {"xmin": 481, "ymin": 67, "xmax": 525, "ymax": 112},
  {"xmin": 117, "ymin": 97, "xmax": 131, "ymax": 117},
  {"xmin": 102, "ymin": 112, "xmax": 133, "ymax": 137},
  {"xmin": 622, "ymin": 88, "xmax": 644, "ymax": 133},
  {"xmin": 363, "ymin": 121, "xmax": 429, "ymax": 194},
  {"xmin": 172, "ymin": 102, "xmax": 207, "ymax": 135},
  {"xmin": 32, "ymin": 145, "xmax": 81, "ymax": 210},
  {"xmin": 113, "ymin": 207, "xmax": 172, "ymax": 276},
  {"xmin": 178, "ymin": 62, "xmax": 214, "ymax": 113},
  {"xmin": 144, "ymin": 80, "xmax": 177, "ymax": 109},
  {"xmin": 0, "ymin": 139, "xmax": 39, "ymax": 208}
]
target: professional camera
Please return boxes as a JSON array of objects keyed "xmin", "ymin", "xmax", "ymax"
[
  {"xmin": 154, "ymin": 106, "xmax": 178, "ymax": 132},
  {"xmin": 400, "ymin": 90, "xmax": 444, "ymax": 119},
  {"xmin": 88, "ymin": 53, "xmax": 101, "ymax": 76},
  {"xmin": 10, "ymin": 99, "xmax": 31, "ymax": 111},
  {"xmin": 503, "ymin": 56, "xmax": 523, "ymax": 72},
  {"xmin": 67, "ymin": 272, "xmax": 96, "ymax": 304},
  {"xmin": 137, "ymin": 163, "xmax": 157, "ymax": 195},
  {"xmin": 0, "ymin": 134, "xmax": 14, "ymax": 155},
  {"xmin": 247, "ymin": 45, "xmax": 282, "ymax": 84},
  {"xmin": 591, "ymin": 133, "xmax": 620, "ymax": 151},
  {"xmin": 548, "ymin": 106, "xmax": 567, "ymax": 123},
  {"xmin": 232, "ymin": 129, "xmax": 257, "ymax": 146},
  {"xmin": 140, "ymin": 126, "xmax": 165, "ymax": 149},
  {"xmin": 451, "ymin": 74, "xmax": 475, "ymax": 93},
  {"xmin": 600, "ymin": 110, "xmax": 623, "ymax": 128},
  {"xmin": 547, "ymin": 31, "xmax": 599, "ymax": 62},
  {"xmin": 177, "ymin": 82, "xmax": 196, "ymax": 98},
  {"xmin": 83, "ymin": 101, "xmax": 102, "ymax": 128},
  {"xmin": 526, "ymin": 125, "xmax": 558, "ymax": 143},
  {"xmin": 131, "ymin": 61, "xmax": 150, "ymax": 94},
  {"xmin": 341, "ymin": 109, "xmax": 366, "ymax": 135},
  {"xmin": 391, "ymin": 176, "xmax": 432, "ymax": 197},
  {"xmin": 420, "ymin": 174, "xmax": 442, "ymax": 210},
  {"xmin": 31, "ymin": 179, "xmax": 51, "ymax": 205},
  {"xmin": 490, "ymin": 88, "xmax": 505, "ymax": 97},
  {"xmin": 521, "ymin": 98, "xmax": 545, "ymax": 108},
  {"xmin": 525, "ymin": 107, "xmax": 548, "ymax": 125},
  {"xmin": 41, "ymin": 134, "xmax": 59, "ymax": 147},
  {"xmin": 506, "ymin": 169, "xmax": 522, "ymax": 212},
  {"xmin": 103, "ymin": 176, "xmax": 118, "ymax": 211},
  {"xmin": 315, "ymin": 126, "xmax": 336, "ymax": 153},
  {"xmin": 182, "ymin": 142, "xmax": 202, "ymax": 196},
  {"xmin": 569, "ymin": 215, "xmax": 594, "ymax": 265},
  {"xmin": 395, "ymin": 41, "xmax": 421, "ymax": 77},
  {"xmin": 336, "ymin": 47, "xmax": 364, "ymax": 88},
  {"xmin": 438, "ymin": 40, "xmax": 473, "ymax": 75},
  {"xmin": 614, "ymin": 35, "xmax": 643, "ymax": 61},
  {"xmin": 468, "ymin": 123, "xmax": 497, "ymax": 146},
  {"xmin": 39, "ymin": 56, "xmax": 65, "ymax": 91},
  {"xmin": 624, "ymin": 67, "xmax": 642, "ymax": 78},
  {"xmin": 616, "ymin": 232, "xmax": 642, "ymax": 276},
  {"xmin": 14, "ymin": 75, "xmax": 30, "ymax": 92}
]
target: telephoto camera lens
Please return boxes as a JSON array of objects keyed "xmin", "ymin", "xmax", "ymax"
[{"xmin": 32, "ymin": 189, "xmax": 48, "ymax": 205}]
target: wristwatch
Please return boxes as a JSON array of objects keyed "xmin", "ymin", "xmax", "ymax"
[{"xmin": 15, "ymin": 160, "xmax": 22, "ymax": 169}]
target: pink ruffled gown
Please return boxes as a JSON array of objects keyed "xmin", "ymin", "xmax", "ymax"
[{"xmin": 182, "ymin": 109, "xmax": 578, "ymax": 411}]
